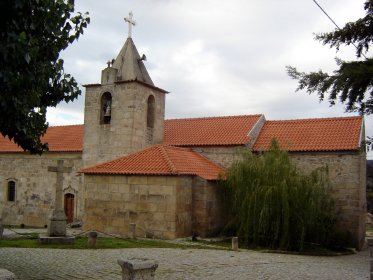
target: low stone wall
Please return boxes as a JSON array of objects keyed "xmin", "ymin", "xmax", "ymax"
[{"xmin": 290, "ymin": 151, "xmax": 366, "ymax": 250}]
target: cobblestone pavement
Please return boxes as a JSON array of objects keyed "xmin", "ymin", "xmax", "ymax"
[{"xmin": 0, "ymin": 246, "xmax": 369, "ymax": 280}]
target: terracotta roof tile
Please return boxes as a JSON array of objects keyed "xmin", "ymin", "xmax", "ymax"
[
  {"xmin": 164, "ymin": 115, "xmax": 262, "ymax": 146},
  {"xmin": 253, "ymin": 116, "xmax": 363, "ymax": 152},
  {"xmin": 0, "ymin": 125, "xmax": 84, "ymax": 153},
  {"xmin": 80, "ymin": 144, "xmax": 224, "ymax": 180}
]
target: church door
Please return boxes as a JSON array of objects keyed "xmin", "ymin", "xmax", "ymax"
[{"xmin": 64, "ymin": 193, "xmax": 74, "ymax": 223}]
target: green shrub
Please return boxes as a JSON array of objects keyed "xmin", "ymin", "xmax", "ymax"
[{"xmin": 220, "ymin": 139, "xmax": 336, "ymax": 251}]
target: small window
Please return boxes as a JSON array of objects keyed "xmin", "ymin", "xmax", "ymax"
[
  {"xmin": 7, "ymin": 181, "xmax": 16, "ymax": 202},
  {"xmin": 147, "ymin": 95, "xmax": 155, "ymax": 128},
  {"xmin": 146, "ymin": 95, "xmax": 155, "ymax": 143},
  {"xmin": 101, "ymin": 92, "xmax": 112, "ymax": 124}
]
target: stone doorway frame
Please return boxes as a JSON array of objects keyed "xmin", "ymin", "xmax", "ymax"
[{"xmin": 64, "ymin": 193, "xmax": 75, "ymax": 224}]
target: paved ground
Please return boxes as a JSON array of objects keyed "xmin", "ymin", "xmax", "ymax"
[
  {"xmin": 0, "ymin": 246, "xmax": 369, "ymax": 279},
  {"xmin": 0, "ymin": 228, "xmax": 370, "ymax": 279}
]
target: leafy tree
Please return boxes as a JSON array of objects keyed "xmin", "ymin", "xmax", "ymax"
[
  {"xmin": 0, "ymin": 0, "xmax": 90, "ymax": 154},
  {"xmin": 286, "ymin": 0, "xmax": 373, "ymax": 115},
  {"xmin": 221, "ymin": 140, "xmax": 336, "ymax": 251}
]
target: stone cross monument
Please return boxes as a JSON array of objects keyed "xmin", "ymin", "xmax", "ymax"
[
  {"xmin": 47, "ymin": 159, "xmax": 72, "ymax": 236},
  {"xmin": 39, "ymin": 159, "xmax": 74, "ymax": 244},
  {"xmin": 124, "ymin": 11, "xmax": 136, "ymax": 38}
]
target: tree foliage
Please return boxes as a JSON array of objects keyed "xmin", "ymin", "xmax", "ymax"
[
  {"xmin": 0, "ymin": 0, "xmax": 90, "ymax": 154},
  {"xmin": 221, "ymin": 140, "xmax": 336, "ymax": 251},
  {"xmin": 286, "ymin": 0, "xmax": 373, "ymax": 115}
]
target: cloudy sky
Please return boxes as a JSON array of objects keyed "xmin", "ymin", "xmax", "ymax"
[{"xmin": 51, "ymin": 0, "xmax": 371, "ymax": 156}]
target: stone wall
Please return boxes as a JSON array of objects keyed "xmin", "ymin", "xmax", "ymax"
[
  {"xmin": 193, "ymin": 146, "xmax": 246, "ymax": 168},
  {"xmin": 83, "ymin": 175, "xmax": 193, "ymax": 239},
  {"xmin": 290, "ymin": 151, "xmax": 366, "ymax": 250},
  {"xmin": 83, "ymin": 174, "xmax": 228, "ymax": 239},
  {"xmin": 192, "ymin": 177, "xmax": 226, "ymax": 237},
  {"xmin": 83, "ymin": 82, "xmax": 165, "ymax": 167},
  {"xmin": 0, "ymin": 153, "xmax": 83, "ymax": 227}
]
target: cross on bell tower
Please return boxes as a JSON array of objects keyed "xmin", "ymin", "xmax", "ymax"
[{"xmin": 124, "ymin": 11, "xmax": 136, "ymax": 38}]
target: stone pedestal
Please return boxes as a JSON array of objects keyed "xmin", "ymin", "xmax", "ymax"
[
  {"xmin": 0, "ymin": 269, "xmax": 16, "ymax": 280},
  {"xmin": 117, "ymin": 258, "xmax": 158, "ymax": 280},
  {"xmin": 88, "ymin": 231, "xmax": 98, "ymax": 248},
  {"xmin": 232, "ymin": 237, "xmax": 238, "ymax": 251},
  {"xmin": 47, "ymin": 209, "xmax": 67, "ymax": 237}
]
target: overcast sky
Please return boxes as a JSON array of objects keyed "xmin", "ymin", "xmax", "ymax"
[{"xmin": 50, "ymin": 0, "xmax": 372, "ymax": 156}]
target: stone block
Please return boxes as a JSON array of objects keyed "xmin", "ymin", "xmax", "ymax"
[
  {"xmin": 147, "ymin": 176, "xmax": 166, "ymax": 185},
  {"xmin": 128, "ymin": 176, "xmax": 148, "ymax": 185},
  {"xmin": 0, "ymin": 269, "xmax": 16, "ymax": 280}
]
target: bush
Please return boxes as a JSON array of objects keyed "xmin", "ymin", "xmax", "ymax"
[{"xmin": 220, "ymin": 139, "xmax": 336, "ymax": 251}]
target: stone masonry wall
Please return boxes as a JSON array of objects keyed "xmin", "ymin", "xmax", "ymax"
[
  {"xmin": 0, "ymin": 153, "xmax": 83, "ymax": 227},
  {"xmin": 192, "ymin": 177, "xmax": 226, "ymax": 237},
  {"xmin": 290, "ymin": 152, "xmax": 366, "ymax": 249},
  {"xmin": 193, "ymin": 146, "xmax": 246, "ymax": 168},
  {"xmin": 83, "ymin": 82, "xmax": 165, "ymax": 167},
  {"xmin": 83, "ymin": 175, "xmax": 192, "ymax": 239}
]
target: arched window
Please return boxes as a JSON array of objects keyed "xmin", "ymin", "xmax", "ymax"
[
  {"xmin": 7, "ymin": 180, "xmax": 16, "ymax": 202},
  {"xmin": 146, "ymin": 95, "xmax": 155, "ymax": 143},
  {"xmin": 100, "ymin": 92, "xmax": 112, "ymax": 124}
]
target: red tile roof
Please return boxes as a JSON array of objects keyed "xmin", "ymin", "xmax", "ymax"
[
  {"xmin": 164, "ymin": 115, "xmax": 262, "ymax": 146},
  {"xmin": 253, "ymin": 116, "xmax": 363, "ymax": 152},
  {"xmin": 80, "ymin": 144, "xmax": 224, "ymax": 180},
  {"xmin": 0, "ymin": 125, "xmax": 83, "ymax": 153},
  {"xmin": 0, "ymin": 115, "xmax": 363, "ymax": 154}
]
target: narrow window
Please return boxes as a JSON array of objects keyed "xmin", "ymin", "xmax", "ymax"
[
  {"xmin": 7, "ymin": 181, "xmax": 15, "ymax": 202},
  {"xmin": 101, "ymin": 92, "xmax": 112, "ymax": 124},
  {"xmin": 146, "ymin": 95, "xmax": 155, "ymax": 142}
]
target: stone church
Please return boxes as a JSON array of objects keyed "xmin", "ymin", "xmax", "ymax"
[{"xmin": 0, "ymin": 16, "xmax": 366, "ymax": 249}]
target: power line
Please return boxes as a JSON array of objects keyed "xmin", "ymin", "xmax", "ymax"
[
  {"xmin": 312, "ymin": 0, "xmax": 341, "ymax": 29},
  {"xmin": 311, "ymin": 0, "xmax": 368, "ymax": 60}
]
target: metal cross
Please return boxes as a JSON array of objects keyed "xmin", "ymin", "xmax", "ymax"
[{"xmin": 124, "ymin": 11, "xmax": 136, "ymax": 38}]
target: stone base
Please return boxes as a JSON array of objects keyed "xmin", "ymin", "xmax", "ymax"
[
  {"xmin": 0, "ymin": 269, "xmax": 16, "ymax": 280},
  {"xmin": 118, "ymin": 258, "xmax": 158, "ymax": 280},
  {"xmin": 38, "ymin": 234, "xmax": 75, "ymax": 245},
  {"xmin": 47, "ymin": 209, "xmax": 67, "ymax": 237}
]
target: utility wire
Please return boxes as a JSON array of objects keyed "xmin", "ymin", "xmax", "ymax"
[{"xmin": 312, "ymin": 0, "xmax": 368, "ymax": 60}]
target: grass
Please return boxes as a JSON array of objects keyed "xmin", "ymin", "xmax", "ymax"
[
  {"xmin": 0, "ymin": 231, "xmax": 355, "ymax": 255},
  {"xmin": 0, "ymin": 235, "xmax": 224, "ymax": 250},
  {"xmin": 195, "ymin": 238, "xmax": 355, "ymax": 256}
]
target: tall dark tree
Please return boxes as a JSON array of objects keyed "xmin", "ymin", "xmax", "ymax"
[
  {"xmin": 0, "ymin": 0, "xmax": 89, "ymax": 154},
  {"xmin": 286, "ymin": 0, "xmax": 373, "ymax": 115}
]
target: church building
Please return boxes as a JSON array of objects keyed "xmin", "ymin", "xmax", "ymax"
[{"xmin": 0, "ymin": 14, "xmax": 366, "ymax": 250}]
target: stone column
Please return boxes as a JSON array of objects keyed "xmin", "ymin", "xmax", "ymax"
[
  {"xmin": 232, "ymin": 237, "xmax": 238, "ymax": 251},
  {"xmin": 47, "ymin": 160, "xmax": 72, "ymax": 237}
]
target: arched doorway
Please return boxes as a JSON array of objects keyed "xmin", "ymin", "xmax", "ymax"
[{"xmin": 64, "ymin": 193, "xmax": 75, "ymax": 223}]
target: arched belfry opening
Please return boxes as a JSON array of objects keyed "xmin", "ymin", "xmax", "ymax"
[
  {"xmin": 146, "ymin": 95, "xmax": 155, "ymax": 143},
  {"xmin": 101, "ymin": 92, "xmax": 112, "ymax": 124}
]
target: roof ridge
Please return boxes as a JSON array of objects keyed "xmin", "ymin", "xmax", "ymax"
[
  {"xmin": 158, "ymin": 145, "xmax": 178, "ymax": 174},
  {"xmin": 265, "ymin": 116, "xmax": 362, "ymax": 123},
  {"xmin": 48, "ymin": 124, "xmax": 84, "ymax": 128},
  {"xmin": 165, "ymin": 114, "xmax": 262, "ymax": 121}
]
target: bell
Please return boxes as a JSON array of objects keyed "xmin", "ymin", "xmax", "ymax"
[{"xmin": 104, "ymin": 105, "xmax": 111, "ymax": 117}]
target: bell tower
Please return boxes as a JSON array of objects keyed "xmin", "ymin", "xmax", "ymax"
[{"xmin": 82, "ymin": 12, "xmax": 167, "ymax": 167}]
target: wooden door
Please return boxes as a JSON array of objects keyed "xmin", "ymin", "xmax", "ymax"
[{"xmin": 64, "ymin": 193, "xmax": 74, "ymax": 223}]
